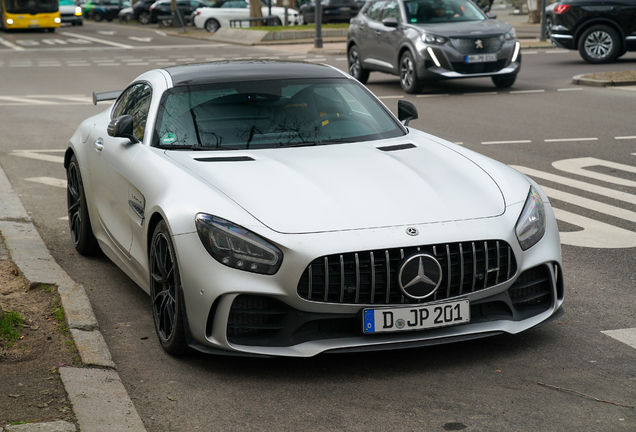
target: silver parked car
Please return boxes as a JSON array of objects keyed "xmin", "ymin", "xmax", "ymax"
[
  {"xmin": 347, "ymin": 0, "xmax": 521, "ymax": 93},
  {"xmin": 66, "ymin": 61, "xmax": 562, "ymax": 358}
]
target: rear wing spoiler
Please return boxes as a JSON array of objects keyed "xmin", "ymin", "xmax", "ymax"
[{"xmin": 93, "ymin": 90, "xmax": 123, "ymax": 105}]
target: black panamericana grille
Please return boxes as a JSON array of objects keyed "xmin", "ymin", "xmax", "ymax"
[
  {"xmin": 508, "ymin": 265, "xmax": 552, "ymax": 308},
  {"xmin": 297, "ymin": 240, "xmax": 517, "ymax": 306},
  {"xmin": 449, "ymin": 36, "xmax": 505, "ymax": 54},
  {"xmin": 226, "ymin": 295, "xmax": 287, "ymax": 340}
]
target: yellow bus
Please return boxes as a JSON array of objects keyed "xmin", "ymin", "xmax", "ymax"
[{"xmin": 1, "ymin": 0, "xmax": 61, "ymax": 31}]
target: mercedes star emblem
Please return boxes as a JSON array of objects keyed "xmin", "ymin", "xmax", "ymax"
[
  {"xmin": 398, "ymin": 253, "xmax": 442, "ymax": 299},
  {"xmin": 406, "ymin": 227, "xmax": 419, "ymax": 236}
]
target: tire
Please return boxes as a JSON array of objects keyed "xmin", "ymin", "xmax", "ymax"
[
  {"xmin": 399, "ymin": 51, "xmax": 422, "ymax": 94},
  {"xmin": 150, "ymin": 221, "xmax": 189, "ymax": 355},
  {"xmin": 491, "ymin": 74, "xmax": 517, "ymax": 88},
  {"xmin": 298, "ymin": 13, "xmax": 305, "ymax": 25},
  {"xmin": 578, "ymin": 25, "xmax": 620, "ymax": 64},
  {"xmin": 160, "ymin": 18, "xmax": 173, "ymax": 27},
  {"xmin": 347, "ymin": 45, "xmax": 369, "ymax": 84},
  {"xmin": 93, "ymin": 12, "xmax": 103, "ymax": 22},
  {"xmin": 66, "ymin": 155, "xmax": 99, "ymax": 256},
  {"xmin": 204, "ymin": 18, "xmax": 220, "ymax": 32},
  {"xmin": 544, "ymin": 15, "xmax": 552, "ymax": 39},
  {"xmin": 138, "ymin": 11, "xmax": 151, "ymax": 25}
]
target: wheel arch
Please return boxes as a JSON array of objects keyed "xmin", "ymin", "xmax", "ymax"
[{"xmin": 573, "ymin": 18, "xmax": 625, "ymax": 51}]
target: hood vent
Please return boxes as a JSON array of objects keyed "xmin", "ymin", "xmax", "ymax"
[
  {"xmin": 195, "ymin": 156, "xmax": 255, "ymax": 162},
  {"xmin": 377, "ymin": 143, "xmax": 416, "ymax": 152}
]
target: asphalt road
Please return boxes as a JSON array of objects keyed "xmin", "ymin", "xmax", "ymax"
[{"xmin": 1, "ymin": 21, "xmax": 635, "ymax": 432}]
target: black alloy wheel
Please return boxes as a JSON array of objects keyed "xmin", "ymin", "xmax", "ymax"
[
  {"xmin": 399, "ymin": 51, "xmax": 422, "ymax": 94},
  {"xmin": 66, "ymin": 155, "xmax": 99, "ymax": 255},
  {"xmin": 204, "ymin": 18, "xmax": 220, "ymax": 32},
  {"xmin": 492, "ymin": 73, "xmax": 517, "ymax": 88},
  {"xmin": 578, "ymin": 25, "xmax": 620, "ymax": 64},
  {"xmin": 348, "ymin": 45, "xmax": 369, "ymax": 84},
  {"xmin": 150, "ymin": 221, "xmax": 189, "ymax": 355},
  {"xmin": 544, "ymin": 15, "xmax": 552, "ymax": 39},
  {"xmin": 138, "ymin": 11, "xmax": 151, "ymax": 24}
]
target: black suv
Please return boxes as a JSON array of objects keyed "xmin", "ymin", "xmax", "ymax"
[
  {"xmin": 550, "ymin": 0, "xmax": 636, "ymax": 63},
  {"xmin": 132, "ymin": 0, "xmax": 157, "ymax": 24}
]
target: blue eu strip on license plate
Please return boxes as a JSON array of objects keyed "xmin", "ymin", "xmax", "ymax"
[{"xmin": 363, "ymin": 299, "xmax": 469, "ymax": 334}]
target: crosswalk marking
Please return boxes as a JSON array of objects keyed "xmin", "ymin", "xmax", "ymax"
[
  {"xmin": 10, "ymin": 150, "xmax": 65, "ymax": 164},
  {"xmin": 25, "ymin": 177, "xmax": 67, "ymax": 188},
  {"xmin": 553, "ymin": 157, "xmax": 636, "ymax": 188},
  {"xmin": 552, "ymin": 208, "xmax": 636, "ymax": 249},
  {"xmin": 541, "ymin": 185, "xmax": 636, "ymax": 223},
  {"xmin": 602, "ymin": 328, "xmax": 636, "ymax": 350}
]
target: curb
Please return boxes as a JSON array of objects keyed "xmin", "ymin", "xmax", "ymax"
[
  {"xmin": 0, "ymin": 167, "xmax": 146, "ymax": 432},
  {"xmin": 572, "ymin": 73, "xmax": 636, "ymax": 87}
]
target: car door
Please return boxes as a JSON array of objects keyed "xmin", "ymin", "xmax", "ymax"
[
  {"xmin": 375, "ymin": 0, "xmax": 403, "ymax": 71},
  {"xmin": 607, "ymin": 0, "xmax": 636, "ymax": 50},
  {"xmin": 85, "ymin": 83, "xmax": 151, "ymax": 260},
  {"xmin": 357, "ymin": 1, "xmax": 387, "ymax": 69}
]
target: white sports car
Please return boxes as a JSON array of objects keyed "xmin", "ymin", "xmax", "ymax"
[
  {"xmin": 66, "ymin": 60, "xmax": 564, "ymax": 358},
  {"xmin": 192, "ymin": 0, "xmax": 299, "ymax": 32}
]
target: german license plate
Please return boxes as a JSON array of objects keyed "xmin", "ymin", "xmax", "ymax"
[
  {"xmin": 465, "ymin": 54, "xmax": 497, "ymax": 63},
  {"xmin": 363, "ymin": 299, "xmax": 469, "ymax": 334}
]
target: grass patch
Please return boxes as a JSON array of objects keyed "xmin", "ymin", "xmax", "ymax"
[{"xmin": 0, "ymin": 310, "xmax": 24, "ymax": 341}]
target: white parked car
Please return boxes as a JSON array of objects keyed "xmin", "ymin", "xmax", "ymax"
[
  {"xmin": 193, "ymin": 0, "xmax": 299, "ymax": 32},
  {"xmin": 66, "ymin": 61, "xmax": 564, "ymax": 358}
]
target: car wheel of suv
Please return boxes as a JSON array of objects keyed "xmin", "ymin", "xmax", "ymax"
[
  {"xmin": 348, "ymin": 45, "xmax": 369, "ymax": 84},
  {"xmin": 578, "ymin": 25, "xmax": 620, "ymax": 64},
  {"xmin": 492, "ymin": 74, "xmax": 516, "ymax": 88},
  {"xmin": 544, "ymin": 15, "xmax": 552, "ymax": 39},
  {"xmin": 93, "ymin": 12, "xmax": 103, "ymax": 22},
  {"xmin": 205, "ymin": 18, "xmax": 220, "ymax": 32},
  {"xmin": 399, "ymin": 51, "xmax": 422, "ymax": 94},
  {"xmin": 150, "ymin": 221, "xmax": 189, "ymax": 355},
  {"xmin": 138, "ymin": 11, "xmax": 151, "ymax": 24}
]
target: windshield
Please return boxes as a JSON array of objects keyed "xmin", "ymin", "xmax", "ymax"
[
  {"xmin": 5, "ymin": 0, "xmax": 58, "ymax": 14},
  {"xmin": 154, "ymin": 78, "xmax": 404, "ymax": 150},
  {"xmin": 404, "ymin": 0, "xmax": 485, "ymax": 24},
  {"xmin": 59, "ymin": 0, "xmax": 74, "ymax": 5}
]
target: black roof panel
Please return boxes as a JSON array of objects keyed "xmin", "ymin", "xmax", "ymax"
[{"xmin": 163, "ymin": 60, "xmax": 348, "ymax": 86}]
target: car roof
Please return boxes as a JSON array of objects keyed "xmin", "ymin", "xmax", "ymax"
[{"xmin": 163, "ymin": 60, "xmax": 348, "ymax": 86}]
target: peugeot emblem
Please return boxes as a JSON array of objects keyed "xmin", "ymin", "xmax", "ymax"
[
  {"xmin": 475, "ymin": 39, "xmax": 484, "ymax": 50},
  {"xmin": 398, "ymin": 253, "xmax": 442, "ymax": 300},
  {"xmin": 406, "ymin": 227, "xmax": 419, "ymax": 236}
]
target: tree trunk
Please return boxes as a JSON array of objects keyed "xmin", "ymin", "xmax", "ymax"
[{"xmin": 250, "ymin": 0, "xmax": 263, "ymax": 27}]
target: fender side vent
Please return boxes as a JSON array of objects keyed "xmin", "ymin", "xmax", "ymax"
[
  {"xmin": 377, "ymin": 143, "xmax": 416, "ymax": 152},
  {"xmin": 195, "ymin": 156, "xmax": 255, "ymax": 162}
]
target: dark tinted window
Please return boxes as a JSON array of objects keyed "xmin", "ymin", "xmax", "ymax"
[{"xmin": 112, "ymin": 83, "xmax": 152, "ymax": 141}]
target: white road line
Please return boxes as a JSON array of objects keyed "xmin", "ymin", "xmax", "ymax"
[
  {"xmin": 552, "ymin": 157, "xmax": 636, "ymax": 188},
  {"xmin": 616, "ymin": 136, "xmax": 636, "ymax": 140},
  {"xmin": 546, "ymin": 49, "xmax": 570, "ymax": 54},
  {"xmin": 552, "ymin": 208, "xmax": 636, "ymax": 248},
  {"xmin": 416, "ymin": 94, "xmax": 449, "ymax": 98},
  {"xmin": 60, "ymin": 32, "xmax": 134, "ymax": 49},
  {"xmin": 10, "ymin": 150, "xmax": 65, "ymax": 164},
  {"xmin": 541, "ymin": 185, "xmax": 636, "ymax": 223},
  {"xmin": 521, "ymin": 50, "xmax": 538, "ymax": 54},
  {"xmin": 510, "ymin": 90, "xmax": 545, "ymax": 94},
  {"xmin": 25, "ymin": 177, "xmax": 67, "ymax": 188},
  {"xmin": 126, "ymin": 63, "xmax": 150, "ymax": 66},
  {"xmin": 544, "ymin": 137, "xmax": 598, "ymax": 142},
  {"xmin": 464, "ymin": 92, "xmax": 498, "ymax": 96},
  {"xmin": 557, "ymin": 88, "xmax": 583, "ymax": 91},
  {"xmin": 512, "ymin": 165, "xmax": 636, "ymax": 206},
  {"xmin": 0, "ymin": 37, "xmax": 25, "ymax": 51},
  {"xmin": 335, "ymin": 58, "xmax": 347, "ymax": 61},
  {"xmin": 0, "ymin": 96, "xmax": 58, "ymax": 105},
  {"xmin": 602, "ymin": 328, "xmax": 636, "ymax": 350},
  {"xmin": 482, "ymin": 140, "xmax": 532, "ymax": 145}
]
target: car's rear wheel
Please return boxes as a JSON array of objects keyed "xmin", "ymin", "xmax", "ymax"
[
  {"xmin": 150, "ymin": 221, "xmax": 189, "ymax": 355},
  {"xmin": 492, "ymin": 74, "xmax": 517, "ymax": 88},
  {"xmin": 205, "ymin": 18, "xmax": 220, "ymax": 32},
  {"xmin": 93, "ymin": 12, "xmax": 103, "ymax": 22},
  {"xmin": 348, "ymin": 45, "xmax": 369, "ymax": 84},
  {"xmin": 578, "ymin": 25, "xmax": 620, "ymax": 64},
  {"xmin": 544, "ymin": 15, "xmax": 552, "ymax": 39},
  {"xmin": 67, "ymin": 155, "xmax": 99, "ymax": 256},
  {"xmin": 399, "ymin": 51, "xmax": 422, "ymax": 94},
  {"xmin": 160, "ymin": 17, "xmax": 173, "ymax": 27},
  {"xmin": 138, "ymin": 11, "xmax": 151, "ymax": 24}
]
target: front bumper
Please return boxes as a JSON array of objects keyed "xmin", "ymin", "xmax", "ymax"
[{"xmin": 173, "ymin": 197, "xmax": 563, "ymax": 357}]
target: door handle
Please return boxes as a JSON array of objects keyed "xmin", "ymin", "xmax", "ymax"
[{"xmin": 94, "ymin": 138, "xmax": 104, "ymax": 152}]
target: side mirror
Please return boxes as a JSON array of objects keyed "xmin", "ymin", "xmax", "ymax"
[
  {"xmin": 398, "ymin": 100, "xmax": 418, "ymax": 126},
  {"xmin": 382, "ymin": 17, "xmax": 398, "ymax": 28},
  {"xmin": 486, "ymin": 12, "xmax": 497, "ymax": 19},
  {"xmin": 107, "ymin": 115, "xmax": 140, "ymax": 144}
]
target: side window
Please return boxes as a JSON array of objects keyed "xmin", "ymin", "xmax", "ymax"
[
  {"xmin": 111, "ymin": 83, "xmax": 152, "ymax": 141},
  {"xmin": 365, "ymin": 1, "xmax": 386, "ymax": 21},
  {"xmin": 381, "ymin": 0, "xmax": 400, "ymax": 21}
]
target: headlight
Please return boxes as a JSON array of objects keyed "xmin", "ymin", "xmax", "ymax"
[
  {"xmin": 515, "ymin": 186, "xmax": 546, "ymax": 251},
  {"xmin": 196, "ymin": 214, "xmax": 283, "ymax": 275},
  {"xmin": 75, "ymin": 7, "xmax": 83, "ymax": 15},
  {"xmin": 422, "ymin": 33, "xmax": 447, "ymax": 45},
  {"xmin": 54, "ymin": 17, "xmax": 61, "ymax": 23},
  {"xmin": 504, "ymin": 28, "xmax": 517, "ymax": 40}
]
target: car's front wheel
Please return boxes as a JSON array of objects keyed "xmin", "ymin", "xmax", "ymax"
[
  {"xmin": 66, "ymin": 155, "xmax": 99, "ymax": 255},
  {"xmin": 160, "ymin": 17, "xmax": 173, "ymax": 27},
  {"xmin": 138, "ymin": 11, "xmax": 151, "ymax": 24},
  {"xmin": 399, "ymin": 51, "xmax": 422, "ymax": 94},
  {"xmin": 492, "ymin": 74, "xmax": 517, "ymax": 88},
  {"xmin": 93, "ymin": 12, "xmax": 103, "ymax": 22},
  {"xmin": 150, "ymin": 221, "xmax": 189, "ymax": 355},
  {"xmin": 205, "ymin": 18, "xmax": 220, "ymax": 32},
  {"xmin": 348, "ymin": 45, "xmax": 369, "ymax": 84},
  {"xmin": 578, "ymin": 25, "xmax": 620, "ymax": 64}
]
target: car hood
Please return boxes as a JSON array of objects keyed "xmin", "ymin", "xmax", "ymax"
[
  {"xmin": 59, "ymin": 5, "xmax": 77, "ymax": 12},
  {"xmin": 166, "ymin": 134, "xmax": 506, "ymax": 234},
  {"xmin": 412, "ymin": 19, "xmax": 512, "ymax": 37}
]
